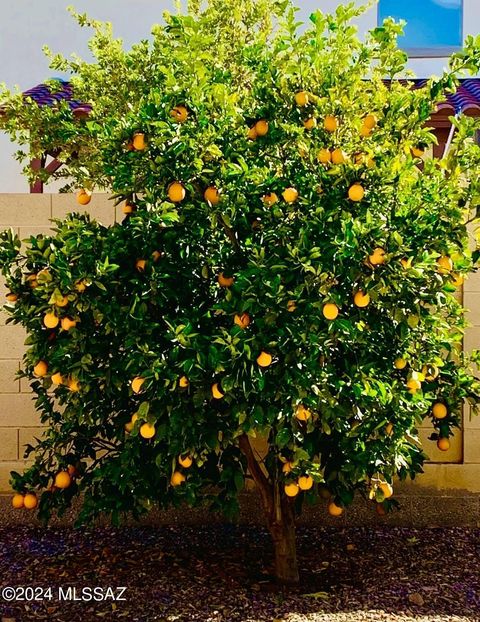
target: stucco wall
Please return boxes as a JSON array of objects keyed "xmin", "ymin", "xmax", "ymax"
[{"xmin": 0, "ymin": 193, "xmax": 479, "ymax": 493}]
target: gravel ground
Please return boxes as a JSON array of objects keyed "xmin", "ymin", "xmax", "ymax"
[{"xmin": 0, "ymin": 524, "xmax": 479, "ymax": 622}]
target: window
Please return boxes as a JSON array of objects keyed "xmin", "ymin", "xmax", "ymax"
[{"xmin": 378, "ymin": 0, "xmax": 463, "ymax": 57}]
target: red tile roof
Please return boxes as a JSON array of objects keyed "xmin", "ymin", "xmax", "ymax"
[{"xmin": 16, "ymin": 78, "xmax": 480, "ymax": 117}]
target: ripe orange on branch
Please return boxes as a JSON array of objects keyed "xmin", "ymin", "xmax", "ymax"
[
  {"xmin": 170, "ymin": 105, "xmax": 188, "ymax": 123},
  {"xmin": 55, "ymin": 471, "xmax": 72, "ymax": 489},
  {"xmin": 204, "ymin": 186, "xmax": 220, "ymax": 205},
  {"xmin": 167, "ymin": 182, "xmax": 186, "ymax": 203},
  {"xmin": 282, "ymin": 187, "xmax": 298, "ymax": 203},
  {"xmin": 131, "ymin": 377, "xmax": 145, "ymax": 394},
  {"xmin": 234, "ymin": 313, "xmax": 251, "ymax": 329},
  {"xmin": 133, "ymin": 133, "xmax": 147, "ymax": 150},
  {"xmin": 324, "ymin": 115, "xmax": 338, "ymax": 132},
  {"xmin": 211, "ymin": 383, "xmax": 224, "ymax": 399},
  {"xmin": 217, "ymin": 273, "xmax": 234, "ymax": 287},
  {"xmin": 255, "ymin": 119, "xmax": 269, "ymax": 136},
  {"xmin": 257, "ymin": 351, "xmax": 273, "ymax": 367},
  {"xmin": 43, "ymin": 312, "xmax": 59, "ymax": 329},
  {"xmin": 323, "ymin": 303, "xmax": 339, "ymax": 321},
  {"xmin": 33, "ymin": 361, "xmax": 48, "ymax": 377},
  {"xmin": 77, "ymin": 189, "xmax": 92, "ymax": 205},
  {"xmin": 23, "ymin": 493, "xmax": 38, "ymax": 510},
  {"xmin": 12, "ymin": 494, "xmax": 24, "ymax": 509},
  {"xmin": 432, "ymin": 402, "xmax": 448, "ymax": 419}
]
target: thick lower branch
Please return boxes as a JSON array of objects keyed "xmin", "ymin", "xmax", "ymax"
[{"xmin": 238, "ymin": 433, "xmax": 273, "ymax": 516}]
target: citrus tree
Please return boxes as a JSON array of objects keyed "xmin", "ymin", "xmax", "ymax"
[{"xmin": 2, "ymin": 0, "xmax": 480, "ymax": 584}]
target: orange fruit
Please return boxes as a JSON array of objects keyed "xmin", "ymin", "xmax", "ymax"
[
  {"xmin": 385, "ymin": 422, "xmax": 394, "ymax": 436},
  {"xmin": 247, "ymin": 126, "xmax": 257, "ymax": 140},
  {"xmin": 287, "ymin": 300, "xmax": 297, "ymax": 312},
  {"xmin": 33, "ymin": 361, "xmax": 48, "ymax": 377},
  {"xmin": 401, "ymin": 257, "xmax": 413, "ymax": 270},
  {"xmin": 75, "ymin": 280, "xmax": 87, "ymax": 293},
  {"xmin": 77, "ymin": 189, "xmax": 92, "ymax": 205},
  {"xmin": 368, "ymin": 248, "xmax": 386, "ymax": 266},
  {"xmin": 123, "ymin": 201, "xmax": 135, "ymax": 215},
  {"xmin": 432, "ymin": 402, "xmax": 448, "ymax": 419},
  {"xmin": 359, "ymin": 125, "xmax": 372, "ymax": 138},
  {"xmin": 131, "ymin": 376, "xmax": 145, "ymax": 394},
  {"xmin": 255, "ymin": 119, "xmax": 269, "ymax": 136},
  {"xmin": 217, "ymin": 273, "xmax": 234, "ymax": 287},
  {"xmin": 323, "ymin": 303, "xmax": 339, "ymax": 321},
  {"xmin": 61, "ymin": 317, "xmax": 76, "ymax": 331},
  {"xmin": 23, "ymin": 493, "xmax": 38, "ymax": 510},
  {"xmin": 295, "ymin": 91, "xmax": 309, "ymax": 107},
  {"xmin": 234, "ymin": 313, "xmax": 251, "ymax": 329},
  {"xmin": 262, "ymin": 192, "xmax": 278, "ymax": 206},
  {"xmin": 152, "ymin": 250, "xmax": 163, "ymax": 262},
  {"xmin": 133, "ymin": 133, "xmax": 147, "ymax": 151},
  {"xmin": 12, "ymin": 494, "xmax": 24, "ymax": 509},
  {"xmin": 212, "ymin": 383, "xmax": 224, "ymax": 399},
  {"xmin": 348, "ymin": 184, "xmax": 365, "ymax": 202},
  {"xmin": 328, "ymin": 501, "xmax": 344, "ymax": 516},
  {"xmin": 298, "ymin": 475, "xmax": 313, "ymax": 491},
  {"xmin": 67, "ymin": 377, "xmax": 80, "ymax": 392},
  {"xmin": 55, "ymin": 471, "xmax": 71, "ymax": 489},
  {"xmin": 303, "ymin": 117, "xmax": 317, "ymax": 130},
  {"xmin": 317, "ymin": 149, "xmax": 332, "ymax": 164},
  {"xmin": 136, "ymin": 259, "xmax": 147, "ymax": 272},
  {"xmin": 256, "ymin": 351, "xmax": 272, "ymax": 367},
  {"xmin": 437, "ymin": 255, "xmax": 453, "ymax": 274},
  {"xmin": 55, "ymin": 296, "xmax": 69, "ymax": 308},
  {"xmin": 204, "ymin": 186, "xmax": 220, "ymax": 205},
  {"xmin": 394, "ymin": 358, "xmax": 407, "ymax": 370},
  {"xmin": 43, "ymin": 312, "xmax": 59, "ymax": 329},
  {"xmin": 178, "ymin": 455, "xmax": 193, "ymax": 468},
  {"xmin": 437, "ymin": 437, "xmax": 450, "ymax": 451},
  {"xmin": 179, "ymin": 376, "xmax": 189, "ymax": 388},
  {"xmin": 363, "ymin": 114, "xmax": 377, "ymax": 129},
  {"xmin": 6, "ymin": 293, "xmax": 18, "ymax": 303},
  {"xmin": 282, "ymin": 461, "xmax": 294, "ymax": 473},
  {"xmin": 284, "ymin": 482, "xmax": 300, "ymax": 497},
  {"xmin": 170, "ymin": 105, "xmax": 188, "ymax": 123},
  {"xmin": 331, "ymin": 148, "xmax": 346, "ymax": 165},
  {"xmin": 51, "ymin": 372, "xmax": 63, "ymax": 385},
  {"xmin": 171, "ymin": 471, "xmax": 186, "ymax": 486},
  {"xmin": 406, "ymin": 378, "xmax": 421, "ymax": 394},
  {"xmin": 324, "ymin": 115, "xmax": 338, "ymax": 132},
  {"xmin": 353, "ymin": 291, "xmax": 370, "ymax": 308},
  {"xmin": 26, "ymin": 274, "xmax": 38, "ymax": 288},
  {"xmin": 379, "ymin": 482, "xmax": 393, "ymax": 499},
  {"xmin": 167, "ymin": 182, "xmax": 186, "ymax": 203},
  {"xmin": 140, "ymin": 423, "xmax": 156, "ymax": 439},
  {"xmin": 295, "ymin": 405, "xmax": 311, "ymax": 421},
  {"xmin": 282, "ymin": 187, "xmax": 299, "ymax": 203}
]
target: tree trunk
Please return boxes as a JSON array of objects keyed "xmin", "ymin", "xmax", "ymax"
[
  {"xmin": 238, "ymin": 435, "xmax": 299, "ymax": 585},
  {"xmin": 268, "ymin": 486, "xmax": 299, "ymax": 585}
]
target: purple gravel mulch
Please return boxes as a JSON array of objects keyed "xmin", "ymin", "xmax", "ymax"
[{"xmin": 0, "ymin": 525, "xmax": 479, "ymax": 621}]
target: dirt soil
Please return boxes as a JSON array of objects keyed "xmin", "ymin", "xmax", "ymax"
[{"xmin": 0, "ymin": 524, "xmax": 478, "ymax": 622}]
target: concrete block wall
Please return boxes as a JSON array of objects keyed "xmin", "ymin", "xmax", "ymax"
[{"xmin": 0, "ymin": 194, "xmax": 479, "ymax": 493}]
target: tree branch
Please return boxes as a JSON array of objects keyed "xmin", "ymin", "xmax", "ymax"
[
  {"xmin": 238, "ymin": 433, "xmax": 273, "ymax": 517},
  {"xmin": 218, "ymin": 213, "xmax": 242, "ymax": 253}
]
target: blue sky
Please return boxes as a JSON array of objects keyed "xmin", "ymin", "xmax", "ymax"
[{"xmin": 379, "ymin": 0, "xmax": 463, "ymax": 49}]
